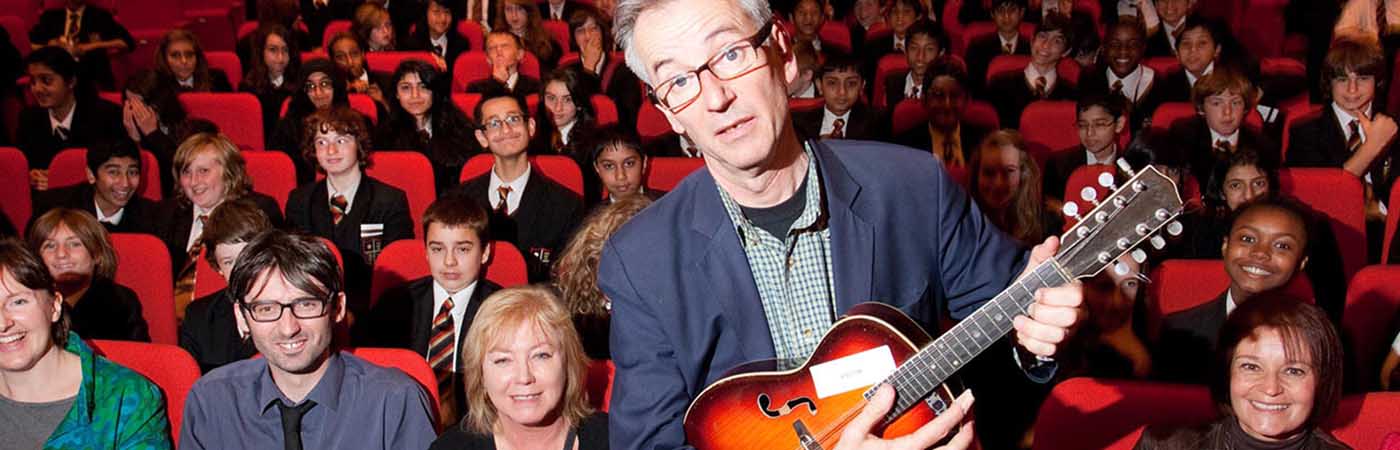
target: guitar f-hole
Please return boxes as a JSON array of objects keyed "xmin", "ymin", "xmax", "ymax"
[{"xmin": 757, "ymin": 393, "xmax": 818, "ymax": 418}]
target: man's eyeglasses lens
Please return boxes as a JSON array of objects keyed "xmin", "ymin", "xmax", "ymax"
[{"xmin": 243, "ymin": 299, "xmax": 331, "ymax": 322}]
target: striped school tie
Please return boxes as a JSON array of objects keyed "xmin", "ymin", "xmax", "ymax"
[{"xmin": 428, "ymin": 298, "xmax": 458, "ymax": 427}]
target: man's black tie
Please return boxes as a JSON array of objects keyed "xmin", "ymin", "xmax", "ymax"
[
  {"xmin": 277, "ymin": 399, "xmax": 316, "ymax": 450},
  {"xmin": 54, "ymin": 126, "xmax": 69, "ymax": 141}
]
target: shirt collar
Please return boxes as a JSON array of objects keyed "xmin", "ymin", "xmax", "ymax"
[
  {"xmin": 1185, "ymin": 62, "xmax": 1214, "ymax": 86},
  {"xmin": 893, "ymin": 34, "xmax": 906, "ymax": 50},
  {"xmin": 505, "ymin": 71, "xmax": 519, "ymax": 89},
  {"xmin": 1085, "ymin": 145, "xmax": 1117, "ymax": 165},
  {"xmin": 257, "ymin": 352, "xmax": 347, "ymax": 415},
  {"xmin": 271, "ymin": 74, "xmax": 284, "ymax": 87},
  {"xmin": 431, "ymin": 33, "xmax": 448, "ymax": 49},
  {"xmin": 487, "ymin": 162, "xmax": 532, "ymax": 212},
  {"xmin": 1332, "ymin": 102, "xmax": 1371, "ymax": 142},
  {"xmin": 326, "ymin": 174, "xmax": 362, "ymax": 213},
  {"xmin": 1225, "ymin": 290, "xmax": 1237, "ymax": 316},
  {"xmin": 716, "ymin": 143, "xmax": 826, "ymax": 238},
  {"xmin": 50, "ymin": 103, "xmax": 75, "ymax": 132},
  {"xmin": 559, "ymin": 120, "xmax": 575, "ymax": 144},
  {"xmin": 94, "ymin": 197, "xmax": 125, "ymax": 224},
  {"xmin": 179, "ymin": 77, "xmax": 195, "ymax": 88},
  {"xmin": 999, "ymin": 33, "xmax": 1018, "ymax": 48},
  {"xmin": 905, "ymin": 72, "xmax": 920, "ymax": 98},
  {"xmin": 1210, "ymin": 128, "xmax": 1240, "ymax": 146},
  {"xmin": 1024, "ymin": 63, "xmax": 1058, "ymax": 88},
  {"xmin": 432, "ymin": 279, "xmax": 478, "ymax": 317}
]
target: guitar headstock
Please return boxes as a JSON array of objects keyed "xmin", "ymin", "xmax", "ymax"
[{"xmin": 1056, "ymin": 163, "xmax": 1185, "ymax": 280}]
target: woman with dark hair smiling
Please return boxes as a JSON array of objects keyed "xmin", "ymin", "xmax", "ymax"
[
  {"xmin": 271, "ymin": 58, "xmax": 351, "ymax": 183},
  {"xmin": 1136, "ymin": 296, "xmax": 1350, "ymax": 449},
  {"xmin": 374, "ymin": 59, "xmax": 480, "ymax": 193},
  {"xmin": 241, "ymin": 23, "xmax": 302, "ymax": 152},
  {"xmin": 154, "ymin": 29, "xmax": 232, "ymax": 92}
]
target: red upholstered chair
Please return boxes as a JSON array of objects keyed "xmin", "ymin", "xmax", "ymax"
[
  {"xmin": 365, "ymin": 151, "xmax": 436, "ymax": 234},
  {"xmin": 788, "ymin": 97, "xmax": 824, "ymax": 113},
  {"xmin": 451, "ymin": 93, "xmax": 484, "ymax": 120},
  {"xmin": 347, "ymin": 347, "xmax": 441, "ymax": 427},
  {"xmin": 322, "ymin": 20, "xmax": 352, "ymax": 48},
  {"xmin": 1387, "ymin": 181, "xmax": 1400, "ymax": 263},
  {"xmin": 592, "ymin": 94, "xmax": 619, "ymax": 126},
  {"xmin": 301, "ymin": 49, "xmax": 328, "ymax": 62},
  {"xmin": 818, "ymin": 21, "xmax": 853, "ymax": 54},
  {"xmin": 0, "ymin": 147, "xmax": 30, "ymax": 236},
  {"xmin": 457, "ymin": 154, "xmax": 584, "ymax": 198},
  {"xmin": 965, "ymin": 100, "xmax": 1000, "ymax": 131},
  {"xmin": 1277, "ymin": 168, "xmax": 1367, "ymax": 282},
  {"xmin": 0, "ymin": 15, "xmax": 29, "ymax": 58},
  {"xmin": 205, "ymin": 51, "xmax": 242, "ymax": 88},
  {"xmin": 240, "ymin": 150, "xmax": 297, "ymax": 211},
  {"xmin": 1326, "ymin": 392, "xmax": 1400, "ymax": 449},
  {"xmin": 366, "ymin": 51, "xmax": 442, "ymax": 73},
  {"xmin": 1341, "ymin": 266, "xmax": 1400, "ymax": 391},
  {"xmin": 1020, "ymin": 100, "xmax": 1080, "ymax": 164},
  {"xmin": 46, "ymin": 148, "xmax": 163, "ymax": 202},
  {"xmin": 871, "ymin": 54, "xmax": 908, "ymax": 110},
  {"xmin": 586, "ymin": 359, "xmax": 615, "ymax": 412},
  {"xmin": 646, "ymin": 157, "xmax": 705, "ymax": 192},
  {"xmin": 1279, "ymin": 103, "xmax": 1322, "ymax": 160},
  {"xmin": 890, "ymin": 98, "xmax": 927, "ymax": 137},
  {"xmin": 348, "ymin": 94, "xmax": 379, "ymax": 124},
  {"xmin": 636, "ymin": 100, "xmax": 674, "ymax": 144},
  {"xmin": 1146, "ymin": 259, "xmax": 1313, "ymax": 339},
  {"xmin": 542, "ymin": 20, "xmax": 570, "ymax": 51},
  {"xmin": 457, "ymin": 20, "xmax": 485, "ymax": 51},
  {"xmin": 452, "ymin": 52, "xmax": 542, "ymax": 91},
  {"xmin": 369, "ymin": 239, "xmax": 530, "ymax": 308},
  {"xmin": 179, "ymin": 93, "xmax": 264, "ymax": 150},
  {"xmin": 236, "ymin": 21, "xmax": 259, "ymax": 41},
  {"xmin": 1033, "ymin": 377, "xmax": 1215, "ymax": 450},
  {"xmin": 87, "ymin": 339, "xmax": 200, "ymax": 440},
  {"xmin": 1382, "ymin": 432, "xmax": 1400, "ymax": 450},
  {"xmin": 1142, "ymin": 57, "xmax": 1180, "ymax": 76},
  {"xmin": 110, "ymin": 233, "xmax": 178, "ymax": 345}
]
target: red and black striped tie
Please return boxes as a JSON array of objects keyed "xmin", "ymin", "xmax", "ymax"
[{"xmin": 428, "ymin": 298, "xmax": 458, "ymax": 427}]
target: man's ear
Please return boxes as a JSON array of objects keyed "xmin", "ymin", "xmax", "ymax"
[
  {"xmin": 525, "ymin": 116, "xmax": 536, "ymax": 138},
  {"xmin": 775, "ymin": 24, "xmax": 799, "ymax": 86},
  {"xmin": 86, "ymin": 168, "xmax": 96, "ymax": 185},
  {"xmin": 475, "ymin": 128, "xmax": 490, "ymax": 148}
]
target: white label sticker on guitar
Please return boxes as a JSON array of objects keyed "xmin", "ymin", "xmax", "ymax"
[{"xmin": 809, "ymin": 346, "xmax": 896, "ymax": 399}]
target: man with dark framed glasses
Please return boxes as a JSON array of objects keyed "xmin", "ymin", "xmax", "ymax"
[
  {"xmin": 179, "ymin": 232, "xmax": 436, "ymax": 449},
  {"xmin": 600, "ymin": 0, "xmax": 1088, "ymax": 449}
]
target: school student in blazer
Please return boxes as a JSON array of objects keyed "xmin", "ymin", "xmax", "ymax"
[
  {"xmin": 403, "ymin": 0, "xmax": 472, "ymax": 71},
  {"xmin": 375, "ymin": 59, "xmax": 484, "ymax": 194},
  {"xmin": 452, "ymin": 92, "xmax": 583, "ymax": 282},
  {"xmin": 895, "ymin": 60, "xmax": 990, "ymax": 169},
  {"xmin": 240, "ymin": 23, "xmax": 302, "ymax": 154},
  {"xmin": 1142, "ymin": 0, "xmax": 1197, "ymax": 58},
  {"xmin": 1042, "ymin": 93, "xmax": 1129, "ymax": 205},
  {"xmin": 27, "ymin": 208, "xmax": 150, "ymax": 342},
  {"xmin": 155, "ymin": 29, "xmax": 233, "ymax": 93},
  {"xmin": 1077, "ymin": 20, "xmax": 1165, "ymax": 131},
  {"xmin": 17, "ymin": 46, "xmax": 124, "ymax": 190},
  {"xmin": 27, "ymin": 0, "xmax": 133, "ymax": 90},
  {"xmin": 360, "ymin": 194, "xmax": 502, "ymax": 428},
  {"xmin": 465, "ymin": 31, "xmax": 543, "ymax": 97},
  {"xmin": 286, "ymin": 106, "xmax": 415, "ymax": 320},
  {"xmin": 859, "ymin": 0, "xmax": 924, "ymax": 86},
  {"xmin": 327, "ymin": 31, "xmax": 395, "ymax": 107},
  {"xmin": 538, "ymin": 0, "xmax": 580, "ymax": 21},
  {"xmin": 1171, "ymin": 69, "xmax": 1279, "ymax": 191},
  {"xmin": 964, "ymin": 0, "xmax": 1030, "ymax": 95},
  {"xmin": 791, "ymin": 55, "xmax": 888, "ymax": 141},
  {"xmin": 179, "ymin": 199, "xmax": 267, "ymax": 373},
  {"xmin": 31, "ymin": 138, "xmax": 156, "ymax": 235},
  {"xmin": 880, "ymin": 20, "xmax": 945, "ymax": 109},
  {"xmin": 986, "ymin": 15, "xmax": 1079, "ymax": 129},
  {"xmin": 1287, "ymin": 36, "xmax": 1399, "ymax": 224}
]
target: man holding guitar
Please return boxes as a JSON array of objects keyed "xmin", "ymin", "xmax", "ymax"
[{"xmin": 599, "ymin": 0, "xmax": 1088, "ymax": 448}]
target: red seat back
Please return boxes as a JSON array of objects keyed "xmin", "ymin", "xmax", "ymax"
[
  {"xmin": 646, "ymin": 157, "xmax": 705, "ymax": 192},
  {"xmin": 591, "ymin": 94, "xmax": 619, "ymax": 126},
  {"xmin": 179, "ymin": 93, "xmax": 264, "ymax": 150},
  {"xmin": 366, "ymin": 51, "xmax": 442, "ymax": 73},
  {"xmin": 110, "ymin": 233, "xmax": 177, "ymax": 345},
  {"xmin": 1033, "ymin": 377, "xmax": 1215, "ymax": 450},
  {"xmin": 1143, "ymin": 57, "xmax": 1180, "ymax": 76},
  {"xmin": 205, "ymin": 50, "xmax": 242, "ymax": 88},
  {"xmin": 890, "ymin": 98, "xmax": 927, "ymax": 137},
  {"xmin": 636, "ymin": 100, "xmax": 673, "ymax": 144},
  {"xmin": 0, "ymin": 147, "xmax": 30, "ymax": 236},
  {"xmin": 369, "ymin": 239, "xmax": 530, "ymax": 308},
  {"xmin": 788, "ymin": 97, "xmax": 824, "ymax": 113},
  {"xmin": 365, "ymin": 151, "xmax": 436, "ymax": 234},
  {"xmin": 1020, "ymin": 100, "xmax": 1080, "ymax": 164},
  {"xmin": 282, "ymin": 95, "xmax": 379, "ymax": 123},
  {"xmin": 88, "ymin": 339, "xmax": 200, "ymax": 440},
  {"xmin": 458, "ymin": 154, "xmax": 585, "ymax": 198},
  {"xmin": 452, "ymin": 52, "xmax": 542, "ymax": 91},
  {"xmin": 240, "ymin": 150, "xmax": 297, "ymax": 211},
  {"xmin": 872, "ymin": 54, "xmax": 909, "ymax": 110},
  {"xmin": 542, "ymin": 20, "xmax": 570, "ymax": 52},
  {"xmin": 1148, "ymin": 102, "xmax": 1266, "ymax": 136},
  {"xmin": 1147, "ymin": 259, "xmax": 1313, "ymax": 338},
  {"xmin": 322, "ymin": 20, "xmax": 352, "ymax": 49},
  {"xmin": 0, "ymin": 15, "xmax": 28, "ymax": 58},
  {"xmin": 1326, "ymin": 392, "xmax": 1400, "ymax": 449},
  {"xmin": 192, "ymin": 245, "xmax": 226, "ymax": 300},
  {"xmin": 456, "ymin": 20, "xmax": 485, "ymax": 51},
  {"xmin": 1387, "ymin": 181, "xmax": 1400, "ymax": 263},
  {"xmin": 1382, "ymin": 432, "xmax": 1400, "ymax": 450},
  {"xmin": 46, "ymin": 148, "xmax": 163, "ymax": 202},
  {"xmin": 817, "ymin": 21, "xmax": 852, "ymax": 54},
  {"xmin": 1277, "ymin": 168, "xmax": 1367, "ymax": 282},
  {"xmin": 1279, "ymin": 103, "xmax": 1323, "ymax": 160},
  {"xmin": 586, "ymin": 359, "xmax": 615, "ymax": 412},
  {"xmin": 450, "ymin": 93, "xmax": 484, "ymax": 121},
  {"xmin": 346, "ymin": 347, "xmax": 441, "ymax": 428},
  {"xmin": 955, "ymin": 21, "xmax": 1033, "ymax": 57},
  {"xmin": 1341, "ymin": 266, "xmax": 1400, "ymax": 391}
]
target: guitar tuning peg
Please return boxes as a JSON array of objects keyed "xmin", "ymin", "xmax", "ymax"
[
  {"xmin": 1166, "ymin": 220, "xmax": 1184, "ymax": 236},
  {"xmin": 1116, "ymin": 158, "xmax": 1135, "ymax": 175},
  {"xmin": 1061, "ymin": 201, "xmax": 1081, "ymax": 220},
  {"xmin": 1112, "ymin": 260, "xmax": 1130, "ymax": 276},
  {"xmin": 1097, "ymin": 172, "xmax": 1117, "ymax": 189},
  {"xmin": 1080, "ymin": 187, "xmax": 1099, "ymax": 205},
  {"xmin": 1150, "ymin": 235, "xmax": 1166, "ymax": 250},
  {"xmin": 1130, "ymin": 249, "xmax": 1148, "ymax": 264}
]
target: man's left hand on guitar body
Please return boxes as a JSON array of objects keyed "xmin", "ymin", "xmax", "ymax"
[{"xmin": 1011, "ymin": 236, "xmax": 1088, "ymax": 358}]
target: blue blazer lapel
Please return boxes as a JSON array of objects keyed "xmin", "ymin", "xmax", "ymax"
[
  {"xmin": 811, "ymin": 141, "xmax": 874, "ymax": 315},
  {"xmin": 687, "ymin": 170, "xmax": 776, "ymax": 362}
]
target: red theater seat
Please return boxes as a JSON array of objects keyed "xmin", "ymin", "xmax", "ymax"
[
  {"xmin": 365, "ymin": 151, "xmax": 436, "ymax": 234},
  {"xmin": 457, "ymin": 20, "xmax": 485, "ymax": 51},
  {"xmin": 1034, "ymin": 377, "xmax": 1215, "ymax": 450},
  {"xmin": 818, "ymin": 21, "xmax": 853, "ymax": 54},
  {"xmin": 451, "ymin": 93, "xmax": 483, "ymax": 120},
  {"xmin": 542, "ymin": 20, "xmax": 570, "ymax": 51},
  {"xmin": 1387, "ymin": 181, "xmax": 1400, "ymax": 263},
  {"xmin": 369, "ymin": 240, "xmax": 530, "ymax": 308},
  {"xmin": 88, "ymin": 339, "xmax": 200, "ymax": 440},
  {"xmin": 1277, "ymin": 168, "xmax": 1367, "ymax": 282},
  {"xmin": 205, "ymin": 51, "xmax": 242, "ymax": 88},
  {"xmin": 1147, "ymin": 259, "xmax": 1313, "ymax": 338},
  {"xmin": 192, "ymin": 246, "xmax": 226, "ymax": 300},
  {"xmin": 986, "ymin": 55, "xmax": 1080, "ymax": 87},
  {"xmin": 322, "ymin": 20, "xmax": 352, "ymax": 48},
  {"xmin": 241, "ymin": 150, "xmax": 297, "ymax": 210},
  {"xmin": 1020, "ymin": 101, "xmax": 1081, "ymax": 164},
  {"xmin": 1341, "ymin": 266, "xmax": 1400, "ymax": 391},
  {"xmin": 452, "ymin": 52, "xmax": 542, "ymax": 91},
  {"xmin": 180, "ymin": 93, "xmax": 264, "ymax": 150},
  {"xmin": 1326, "ymin": 392, "xmax": 1400, "ymax": 449},
  {"xmin": 592, "ymin": 94, "xmax": 619, "ymax": 126},
  {"xmin": 646, "ymin": 157, "xmax": 705, "ymax": 192},
  {"xmin": 0, "ymin": 147, "xmax": 30, "ymax": 236},
  {"xmin": 871, "ymin": 54, "xmax": 908, "ymax": 110},
  {"xmin": 110, "ymin": 233, "xmax": 177, "ymax": 345},
  {"xmin": 347, "ymin": 347, "xmax": 442, "ymax": 428},
  {"xmin": 366, "ymin": 51, "xmax": 442, "ymax": 73},
  {"xmin": 586, "ymin": 359, "xmax": 615, "ymax": 412},
  {"xmin": 1148, "ymin": 102, "xmax": 1265, "ymax": 135},
  {"xmin": 46, "ymin": 148, "xmax": 163, "ymax": 202}
]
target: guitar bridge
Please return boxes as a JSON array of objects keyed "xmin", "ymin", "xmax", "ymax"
[{"xmin": 793, "ymin": 420, "xmax": 824, "ymax": 450}]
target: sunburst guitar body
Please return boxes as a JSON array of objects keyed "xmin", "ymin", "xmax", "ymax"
[{"xmin": 683, "ymin": 165, "xmax": 1186, "ymax": 450}]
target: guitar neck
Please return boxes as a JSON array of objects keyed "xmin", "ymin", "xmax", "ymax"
[{"xmin": 870, "ymin": 259, "xmax": 1071, "ymax": 424}]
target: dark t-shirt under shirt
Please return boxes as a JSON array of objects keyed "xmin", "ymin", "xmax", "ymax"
[{"xmin": 738, "ymin": 174, "xmax": 810, "ymax": 239}]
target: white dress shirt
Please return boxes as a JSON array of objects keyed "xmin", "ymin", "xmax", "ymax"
[
  {"xmin": 49, "ymin": 104, "xmax": 75, "ymax": 135},
  {"xmin": 558, "ymin": 120, "xmax": 575, "ymax": 146},
  {"xmin": 431, "ymin": 280, "xmax": 479, "ymax": 371},
  {"xmin": 1024, "ymin": 64, "xmax": 1059, "ymax": 93},
  {"xmin": 1184, "ymin": 62, "xmax": 1214, "ymax": 88},
  {"xmin": 904, "ymin": 72, "xmax": 920, "ymax": 99},
  {"xmin": 1225, "ymin": 290, "xmax": 1237, "ymax": 316},
  {"xmin": 326, "ymin": 175, "xmax": 362, "ymax": 215},
  {"xmin": 487, "ymin": 164, "xmax": 531, "ymax": 214},
  {"xmin": 1106, "ymin": 65, "xmax": 1155, "ymax": 103},
  {"xmin": 94, "ymin": 198, "xmax": 125, "ymax": 225},
  {"xmin": 187, "ymin": 204, "xmax": 216, "ymax": 251},
  {"xmin": 1210, "ymin": 128, "xmax": 1240, "ymax": 149},
  {"xmin": 820, "ymin": 108, "xmax": 852, "ymax": 136},
  {"xmin": 1086, "ymin": 146, "xmax": 1117, "ymax": 166}
]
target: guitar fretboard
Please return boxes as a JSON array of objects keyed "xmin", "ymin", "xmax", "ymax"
[{"xmin": 867, "ymin": 260, "xmax": 1070, "ymax": 424}]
